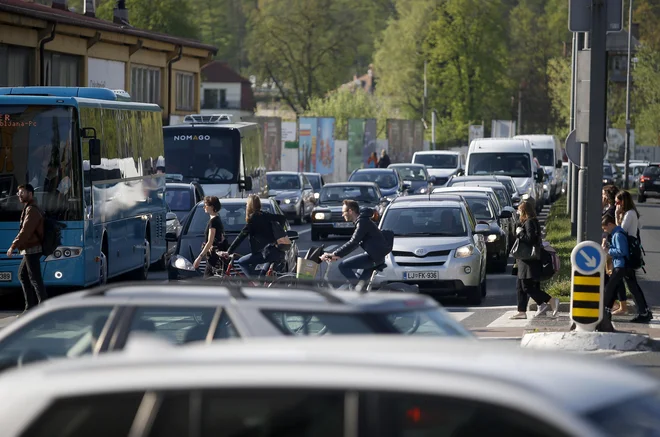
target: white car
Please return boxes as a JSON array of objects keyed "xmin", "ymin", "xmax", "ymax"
[{"xmin": 0, "ymin": 336, "xmax": 657, "ymax": 437}]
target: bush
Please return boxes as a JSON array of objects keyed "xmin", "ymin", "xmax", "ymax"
[{"xmin": 542, "ymin": 196, "xmax": 574, "ymax": 300}]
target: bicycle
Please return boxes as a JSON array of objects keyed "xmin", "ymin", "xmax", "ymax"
[{"xmin": 206, "ymin": 253, "xmax": 290, "ymax": 287}]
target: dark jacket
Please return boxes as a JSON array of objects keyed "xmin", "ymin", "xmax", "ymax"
[
  {"xmin": 516, "ymin": 217, "xmax": 542, "ymax": 280},
  {"xmin": 13, "ymin": 200, "xmax": 44, "ymax": 251},
  {"xmin": 377, "ymin": 154, "xmax": 391, "ymax": 168},
  {"xmin": 333, "ymin": 208, "xmax": 389, "ymax": 261},
  {"xmin": 227, "ymin": 211, "xmax": 286, "ymax": 255}
]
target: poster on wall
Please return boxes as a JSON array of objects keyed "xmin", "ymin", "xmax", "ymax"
[
  {"xmin": 298, "ymin": 117, "xmax": 317, "ymax": 172},
  {"xmin": 364, "ymin": 118, "xmax": 378, "ymax": 165},
  {"xmin": 387, "ymin": 119, "xmax": 403, "ymax": 162},
  {"xmin": 244, "ymin": 116, "xmax": 282, "ymax": 171},
  {"xmin": 316, "ymin": 117, "xmax": 335, "ymax": 175},
  {"xmin": 347, "ymin": 118, "xmax": 365, "ymax": 173},
  {"xmin": 87, "ymin": 58, "xmax": 125, "ymax": 90}
]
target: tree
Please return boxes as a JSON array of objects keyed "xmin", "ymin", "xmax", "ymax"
[
  {"xmin": 546, "ymin": 56, "xmax": 571, "ymax": 140},
  {"xmin": 246, "ymin": 0, "xmax": 363, "ymax": 114},
  {"xmin": 631, "ymin": 45, "xmax": 660, "ymax": 145}
]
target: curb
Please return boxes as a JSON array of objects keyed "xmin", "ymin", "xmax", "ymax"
[
  {"xmin": 527, "ymin": 301, "xmax": 638, "ymax": 312},
  {"xmin": 520, "ymin": 331, "xmax": 660, "ymax": 352}
]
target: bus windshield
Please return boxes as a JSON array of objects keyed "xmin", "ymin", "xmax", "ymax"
[
  {"xmin": 0, "ymin": 105, "xmax": 82, "ymax": 221},
  {"xmin": 163, "ymin": 128, "xmax": 239, "ymax": 184}
]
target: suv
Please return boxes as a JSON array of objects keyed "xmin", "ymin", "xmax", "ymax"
[{"xmin": 638, "ymin": 163, "xmax": 659, "ymax": 203}]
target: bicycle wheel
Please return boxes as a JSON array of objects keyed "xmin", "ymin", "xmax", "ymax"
[
  {"xmin": 280, "ymin": 313, "xmax": 329, "ymax": 336},
  {"xmin": 267, "ymin": 273, "xmax": 300, "ymax": 288},
  {"xmin": 389, "ymin": 313, "xmax": 422, "ymax": 335}
]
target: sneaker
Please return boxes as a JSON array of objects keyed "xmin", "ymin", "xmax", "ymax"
[
  {"xmin": 630, "ymin": 312, "xmax": 653, "ymax": 324},
  {"xmin": 509, "ymin": 312, "xmax": 527, "ymax": 320},
  {"xmin": 549, "ymin": 297, "xmax": 560, "ymax": 317},
  {"xmin": 535, "ymin": 303, "xmax": 550, "ymax": 317}
]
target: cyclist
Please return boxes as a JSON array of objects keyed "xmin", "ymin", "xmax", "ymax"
[{"xmin": 320, "ymin": 199, "xmax": 390, "ymax": 286}]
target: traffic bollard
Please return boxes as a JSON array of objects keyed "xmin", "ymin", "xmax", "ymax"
[{"xmin": 570, "ymin": 241, "xmax": 605, "ymax": 332}]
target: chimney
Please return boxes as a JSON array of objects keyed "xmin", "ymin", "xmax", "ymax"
[
  {"xmin": 52, "ymin": 0, "xmax": 68, "ymax": 10},
  {"xmin": 84, "ymin": 0, "xmax": 96, "ymax": 17},
  {"xmin": 113, "ymin": 0, "xmax": 129, "ymax": 25}
]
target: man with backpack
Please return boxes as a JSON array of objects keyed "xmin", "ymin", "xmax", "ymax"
[{"xmin": 6, "ymin": 184, "xmax": 47, "ymax": 313}]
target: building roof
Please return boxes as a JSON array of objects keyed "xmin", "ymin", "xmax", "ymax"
[
  {"xmin": 202, "ymin": 61, "xmax": 250, "ymax": 83},
  {"xmin": 0, "ymin": 0, "xmax": 217, "ymax": 53}
]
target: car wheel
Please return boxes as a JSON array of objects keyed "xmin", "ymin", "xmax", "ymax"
[
  {"xmin": 638, "ymin": 194, "xmax": 647, "ymax": 203},
  {"xmin": 466, "ymin": 286, "xmax": 482, "ymax": 305},
  {"xmin": 311, "ymin": 230, "xmax": 320, "ymax": 241},
  {"xmin": 481, "ymin": 279, "xmax": 487, "ymax": 297}
]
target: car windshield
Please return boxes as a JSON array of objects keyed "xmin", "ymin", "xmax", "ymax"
[
  {"xmin": 381, "ymin": 207, "xmax": 467, "ymax": 237},
  {"xmin": 643, "ymin": 166, "xmax": 660, "ymax": 176},
  {"xmin": 584, "ymin": 390, "xmax": 660, "ymax": 437},
  {"xmin": 320, "ymin": 186, "xmax": 379, "ymax": 204},
  {"xmin": 468, "ymin": 153, "xmax": 532, "ymax": 178},
  {"xmin": 413, "ymin": 154, "xmax": 458, "ymax": 169},
  {"xmin": 392, "ymin": 166, "xmax": 428, "ymax": 181},
  {"xmin": 165, "ymin": 187, "xmax": 193, "ymax": 212},
  {"xmin": 267, "ymin": 174, "xmax": 300, "ymax": 190},
  {"xmin": 465, "ymin": 198, "xmax": 494, "ymax": 220},
  {"xmin": 305, "ymin": 174, "xmax": 322, "ymax": 190},
  {"xmin": 187, "ymin": 202, "xmax": 274, "ymax": 234},
  {"xmin": 532, "ymin": 149, "xmax": 554, "ymax": 167},
  {"xmin": 262, "ymin": 308, "xmax": 472, "ymax": 337},
  {"xmin": 350, "ymin": 171, "xmax": 398, "ymax": 189}
]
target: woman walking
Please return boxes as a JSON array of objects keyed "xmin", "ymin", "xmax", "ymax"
[
  {"xmin": 366, "ymin": 152, "xmax": 378, "ymax": 168},
  {"xmin": 510, "ymin": 200, "xmax": 559, "ymax": 319},
  {"xmin": 602, "ymin": 185, "xmax": 627, "ymax": 314},
  {"xmin": 193, "ymin": 196, "xmax": 229, "ymax": 278},
  {"xmin": 615, "ymin": 190, "xmax": 652, "ymax": 323}
]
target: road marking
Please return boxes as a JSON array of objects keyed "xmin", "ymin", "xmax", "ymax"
[
  {"xmin": 487, "ymin": 311, "xmax": 531, "ymax": 328},
  {"xmin": 609, "ymin": 351, "xmax": 649, "ymax": 359},
  {"xmin": 648, "ymin": 315, "xmax": 660, "ymax": 329},
  {"xmin": 296, "ymin": 228, "xmax": 311, "ymax": 235},
  {"xmin": 461, "ymin": 305, "xmax": 517, "ymax": 311},
  {"xmin": 447, "ymin": 311, "xmax": 474, "ymax": 322}
]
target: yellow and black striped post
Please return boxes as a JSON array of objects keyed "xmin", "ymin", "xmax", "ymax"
[{"xmin": 570, "ymin": 241, "xmax": 605, "ymax": 331}]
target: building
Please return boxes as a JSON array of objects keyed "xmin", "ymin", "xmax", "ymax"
[
  {"xmin": 199, "ymin": 60, "xmax": 255, "ymax": 121},
  {"xmin": 339, "ymin": 65, "xmax": 375, "ymax": 94},
  {"xmin": 0, "ymin": 0, "xmax": 217, "ymax": 125}
]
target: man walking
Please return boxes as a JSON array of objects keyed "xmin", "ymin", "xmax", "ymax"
[
  {"xmin": 377, "ymin": 149, "xmax": 391, "ymax": 168},
  {"xmin": 7, "ymin": 184, "xmax": 47, "ymax": 313}
]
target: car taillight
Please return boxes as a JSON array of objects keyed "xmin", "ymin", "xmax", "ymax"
[{"xmin": 640, "ymin": 176, "xmax": 651, "ymax": 182}]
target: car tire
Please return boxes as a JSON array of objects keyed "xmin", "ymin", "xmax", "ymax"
[
  {"xmin": 638, "ymin": 194, "xmax": 646, "ymax": 203},
  {"xmin": 311, "ymin": 230, "xmax": 320, "ymax": 241},
  {"xmin": 481, "ymin": 279, "xmax": 487, "ymax": 297},
  {"xmin": 466, "ymin": 286, "xmax": 482, "ymax": 306}
]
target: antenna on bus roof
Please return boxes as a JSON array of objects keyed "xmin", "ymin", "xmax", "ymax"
[
  {"xmin": 183, "ymin": 114, "xmax": 233, "ymax": 124},
  {"xmin": 112, "ymin": 90, "xmax": 132, "ymax": 101}
]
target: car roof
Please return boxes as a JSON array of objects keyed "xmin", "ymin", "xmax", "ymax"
[
  {"xmin": 392, "ymin": 193, "xmax": 465, "ymax": 202},
  {"xmin": 266, "ymin": 171, "xmax": 299, "ymax": 176},
  {"xmin": 1, "ymin": 337, "xmax": 653, "ymax": 418},
  {"xmin": 165, "ymin": 182, "xmax": 196, "ymax": 189},
  {"xmin": 352, "ymin": 168, "xmax": 395, "ymax": 173},
  {"xmin": 433, "ymin": 186, "xmax": 495, "ymax": 194},
  {"xmin": 413, "ymin": 150, "xmax": 460, "ymax": 155},
  {"xmin": 323, "ymin": 182, "xmax": 379, "ymax": 188},
  {"xmin": 389, "ymin": 163, "xmax": 424, "ymax": 167},
  {"xmin": 452, "ymin": 181, "xmax": 506, "ymax": 189},
  {"xmin": 389, "ymin": 199, "xmax": 462, "ymax": 209}
]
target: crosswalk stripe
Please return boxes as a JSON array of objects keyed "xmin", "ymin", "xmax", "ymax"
[
  {"xmin": 487, "ymin": 311, "xmax": 531, "ymax": 328},
  {"xmin": 448, "ymin": 311, "xmax": 474, "ymax": 323}
]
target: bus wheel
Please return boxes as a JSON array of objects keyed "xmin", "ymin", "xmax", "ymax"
[
  {"xmin": 98, "ymin": 251, "xmax": 108, "ymax": 286},
  {"xmin": 130, "ymin": 237, "xmax": 151, "ymax": 280}
]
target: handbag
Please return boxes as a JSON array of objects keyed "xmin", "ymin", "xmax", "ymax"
[
  {"xmin": 510, "ymin": 238, "xmax": 540, "ymax": 261},
  {"xmin": 271, "ymin": 220, "xmax": 291, "ymax": 249}
]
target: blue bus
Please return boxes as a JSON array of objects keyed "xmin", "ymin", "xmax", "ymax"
[{"xmin": 0, "ymin": 87, "xmax": 167, "ymax": 290}]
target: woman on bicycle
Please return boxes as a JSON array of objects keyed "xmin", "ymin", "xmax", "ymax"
[
  {"xmin": 193, "ymin": 196, "xmax": 229, "ymax": 278},
  {"xmin": 220, "ymin": 194, "xmax": 287, "ymax": 277}
]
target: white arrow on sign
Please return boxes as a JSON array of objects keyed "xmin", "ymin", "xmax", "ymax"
[{"xmin": 580, "ymin": 250, "xmax": 597, "ymax": 268}]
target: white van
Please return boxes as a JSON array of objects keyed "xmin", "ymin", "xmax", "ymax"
[
  {"xmin": 466, "ymin": 138, "xmax": 543, "ymax": 208},
  {"xmin": 411, "ymin": 150, "xmax": 464, "ymax": 186},
  {"xmin": 514, "ymin": 135, "xmax": 564, "ymax": 201}
]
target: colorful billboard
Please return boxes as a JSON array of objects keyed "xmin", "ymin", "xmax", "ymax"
[
  {"xmin": 298, "ymin": 117, "xmax": 335, "ymax": 174},
  {"xmin": 243, "ymin": 116, "xmax": 282, "ymax": 171}
]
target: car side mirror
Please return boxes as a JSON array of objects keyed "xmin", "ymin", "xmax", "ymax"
[
  {"xmin": 430, "ymin": 176, "xmax": 437, "ymax": 184},
  {"xmin": 499, "ymin": 210, "xmax": 512, "ymax": 219},
  {"xmin": 511, "ymin": 195, "xmax": 520, "ymax": 204},
  {"xmin": 89, "ymin": 138, "xmax": 101, "ymax": 166},
  {"xmin": 402, "ymin": 181, "xmax": 412, "ymax": 190},
  {"xmin": 535, "ymin": 169, "xmax": 544, "ymax": 183},
  {"xmin": 165, "ymin": 232, "xmax": 178, "ymax": 242},
  {"xmin": 286, "ymin": 230, "xmax": 299, "ymax": 241},
  {"xmin": 456, "ymin": 169, "xmax": 464, "ymax": 176},
  {"xmin": 166, "ymin": 212, "xmax": 177, "ymax": 221},
  {"xmin": 241, "ymin": 176, "xmax": 253, "ymax": 191},
  {"xmin": 474, "ymin": 224, "xmax": 490, "ymax": 234}
]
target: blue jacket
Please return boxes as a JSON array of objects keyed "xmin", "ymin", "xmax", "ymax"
[{"xmin": 608, "ymin": 226, "xmax": 629, "ymax": 269}]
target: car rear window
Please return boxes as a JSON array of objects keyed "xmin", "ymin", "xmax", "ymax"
[
  {"xmin": 187, "ymin": 202, "xmax": 274, "ymax": 234},
  {"xmin": 643, "ymin": 165, "xmax": 660, "ymax": 176}
]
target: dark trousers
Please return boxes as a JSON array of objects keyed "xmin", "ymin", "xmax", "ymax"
[
  {"xmin": 605, "ymin": 267, "xmax": 649, "ymax": 315},
  {"xmin": 18, "ymin": 253, "xmax": 47, "ymax": 310},
  {"xmin": 338, "ymin": 253, "xmax": 383, "ymax": 283},
  {"xmin": 605, "ymin": 273, "xmax": 627, "ymax": 302},
  {"xmin": 516, "ymin": 278, "xmax": 551, "ymax": 312},
  {"xmin": 236, "ymin": 250, "xmax": 284, "ymax": 278}
]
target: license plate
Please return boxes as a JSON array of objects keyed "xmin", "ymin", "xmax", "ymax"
[
  {"xmin": 403, "ymin": 271, "xmax": 438, "ymax": 280},
  {"xmin": 334, "ymin": 222, "xmax": 354, "ymax": 228},
  {"xmin": 0, "ymin": 272, "xmax": 11, "ymax": 281},
  {"xmin": 654, "ymin": 181, "xmax": 660, "ymax": 185}
]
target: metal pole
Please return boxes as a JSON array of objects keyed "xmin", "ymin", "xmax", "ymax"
[
  {"xmin": 623, "ymin": 0, "xmax": 634, "ymax": 189},
  {"xmin": 577, "ymin": 143, "xmax": 587, "ymax": 243},
  {"xmin": 431, "ymin": 110, "xmax": 436, "ymax": 150},
  {"xmin": 517, "ymin": 88, "xmax": 522, "ymax": 135},
  {"xmin": 568, "ymin": 32, "xmax": 577, "ymax": 215},
  {"xmin": 423, "ymin": 60, "xmax": 427, "ymax": 123}
]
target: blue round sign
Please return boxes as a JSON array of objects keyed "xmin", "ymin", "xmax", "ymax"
[{"xmin": 574, "ymin": 245, "xmax": 602, "ymax": 274}]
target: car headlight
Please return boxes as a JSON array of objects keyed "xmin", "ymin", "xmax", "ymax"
[
  {"xmin": 543, "ymin": 184, "xmax": 548, "ymax": 190},
  {"xmin": 314, "ymin": 212, "xmax": 329, "ymax": 220},
  {"xmin": 417, "ymin": 188, "xmax": 427, "ymax": 194},
  {"xmin": 455, "ymin": 244, "xmax": 475, "ymax": 258},
  {"xmin": 487, "ymin": 234, "xmax": 498, "ymax": 243},
  {"xmin": 314, "ymin": 192, "xmax": 320, "ymax": 199},
  {"xmin": 602, "ymin": 179, "xmax": 608, "ymax": 184},
  {"xmin": 172, "ymin": 255, "xmax": 195, "ymax": 271},
  {"xmin": 522, "ymin": 193, "xmax": 530, "ymax": 200}
]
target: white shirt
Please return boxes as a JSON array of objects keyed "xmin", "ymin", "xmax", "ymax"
[{"xmin": 620, "ymin": 210, "xmax": 639, "ymax": 236}]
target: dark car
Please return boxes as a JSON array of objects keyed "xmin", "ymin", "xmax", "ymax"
[
  {"xmin": 303, "ymin": 172, "xmax": 325, "ymax": 201},
  {"xmin": 266, "ymin": 171, "xmax": 315, "ymax": 224},
  {"xmin": 638, "ymin": 163, "xmax": 658, "ymax": 203},
  {"xmin": 388, "ymin": 163, "xmax": 435, "ymax": 194},
  {"xmin": 165, "ymin": 182, "xmax": 205, "ymax": 222},
  {"xmin": 348, "ymin": 168, "xmax": 408, "ymax": 199},
  {"xmin": 459, "ymin": 193, "xmax": 509, "ymax": 273},
  {"xmin": 168, "ymin": 198, "xmax": 299, "ymax": 280},
  {"xmin": 446, "ymin": 175, "xmax": 521, "ymax": 206},
  {"xmin": 311, "ymin": 182, "xmax": 385, "ymax": 241}
]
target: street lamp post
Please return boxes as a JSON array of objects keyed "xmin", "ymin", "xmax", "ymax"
[{"xmin": 623, "ymin": 0, "xmax": 634, "ymax": 189}]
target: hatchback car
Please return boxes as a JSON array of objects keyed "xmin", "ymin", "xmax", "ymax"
[
  {"xmin": 303, "ymin": 172, "xmax": 325, "ymax": 200},
  {"xmin": 310, "ymin": 182, "xmax": 385, "ymax": 241},
  {"xmin": 638, "ymin": 163, "xmax": 659, "ymax": 203},
  {"xmin": 388, "ymin": 163, "xmax": 435, "ymax": 194},
  {"xmin": 374, "ymin": 198, "xmax": 489, "ymax": 305},
  {"xmin": 266, "ymin": 171, "xmax": 316, "ymax": 224},
  {"xmin": 348, "ymin": 168, "xmax": 408, "ymax": 200},
  {"xmin": 164, "ymin": 181, "xmax": 204, "ymax": 222},
  {"xmin": 167, "ymin": 197, "xmax": 298, "ymax": 280}
]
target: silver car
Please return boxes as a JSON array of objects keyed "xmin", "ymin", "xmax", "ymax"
[
  {"xmin": 374, "ymin": 198, "xmax": 489, "ymax": 305},
  {"xmin": 266, "ymin": 171, "xmax": 315, "ymax": 224}
]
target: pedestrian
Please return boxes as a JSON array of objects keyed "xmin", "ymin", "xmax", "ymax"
[
  {"xmin": 220, "ymin": 194, "xmax": 287, "ymax": 278},
  {"xmin": 510, "ymin": 199, "xmax": 559, "ymax": 320},
  {"xmin": 7, "ymin": 184, "xmax": 47, "ymax": 314},
  {"xmin": 367, "ymin": 152, "xmax": 378, "ymax": 168},
  {"xmin": 378, "ymin": 149, "xmax": 391, "ymax": 168},
  {"xmin": 602, "ymin": 185, "xmax": 627, "ymax": 314},
  {"xmin": 193, "ymin": 196, "xmax": 228, "ymax": 278},
  {"xmin": 614, "ymin": 190, "xmax": 652, "ymax": 323}
]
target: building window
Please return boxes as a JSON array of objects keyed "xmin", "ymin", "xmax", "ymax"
[
  {"xmin": 202, "ymin": 88, "xmax": 228, "ymax": 109},
  {"xmin": 44, "ymin": 52, "xmax": 81, "ymax": 86},
  {"xmin": 176, "ymin": 72, "xmax": 195, "ymax": 111},
  {"xmin": 0, "ymin": 44, "xmax": 32, "ymax": 87},
  {"xmin": 131, "ymin": 65, "xmax": 161, "ymax": 105}
]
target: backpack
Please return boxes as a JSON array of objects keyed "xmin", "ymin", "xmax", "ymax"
[
  {"xmin": 381, "ymin": 229, "xmax": 394, "ymax": 253},
  {"xmin": 539, "ymin": 241, "xmax": 560, "ymax": 281},
  {"xmin": 626, "ymin": 229, "xmax": 645, "ymax": 272},
  {"xmin": 270, "ymin": 219, "xmax": 291, "ymax": 249},
  {"xmin": 40, "ymin": 210, "xmax": 66, "ymax": 257}
]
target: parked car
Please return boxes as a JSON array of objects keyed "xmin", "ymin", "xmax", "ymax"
[
  {"xmin": 310, "ymin": 182, "xmax": 385, "ymax": 241},
  {"xmin": 374, "ymin": 197, "xmax": 489, "ymax": 305},
  {"xmin": 164, "ymin": 181, "xmax": 204, "ymax": 222},
  {"xmin": 638, "ymin": 163, "xmax": 660, "ymax": 203},
  {"xmin": 0, "ymin": 284, "xmax": 473, "ymax": 374},
  {"xmin": 168, "ymin": 198, "xmax": 298, "ymax": 280},
  {"xmin": 348, "ymin": 168, "xmax": 408, "ymax": 200},
  {"xmin": 303, "ymin": 172, "xmax": 325, "ymax": 200},
  {"xmin": 266, "ymin": 171, "xmax": 315, "ymax": 224},
  {"xmin": 388, "ymin": 163, "xmax": 435, "ymax": 194}
]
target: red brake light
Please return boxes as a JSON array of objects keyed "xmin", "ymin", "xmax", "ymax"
[
  {"xmin": 641, "ymin": 176, "xmax": 650, "ymax": 182},
  {"xmin": 406, "ymin": 406, "xmax": 422, "ymax": 423}
]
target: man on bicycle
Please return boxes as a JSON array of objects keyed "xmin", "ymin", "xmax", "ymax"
[{"xmin": 320, "ymin": 199, "xmax": 390, "ymax": 285}]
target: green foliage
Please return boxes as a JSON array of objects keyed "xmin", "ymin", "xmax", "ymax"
[
  {"xmin": 547, "ymin": 56, "xmax": 571, "ymax": 141},
  {"xmin": 542, "ymin": 195, "xmax": 573, "ymax": 299},
  {"xmin": 632, "ymin": 45, "xmax": 660, "ymax": 145}
]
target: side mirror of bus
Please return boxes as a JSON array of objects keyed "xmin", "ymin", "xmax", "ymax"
[
  {"xmin": 242, "ymin": 176, "xmax": 253, "ymax": 191},
  {"xmin": 89, "ymin": 139, "xmax": 102, "ymax": 166}
]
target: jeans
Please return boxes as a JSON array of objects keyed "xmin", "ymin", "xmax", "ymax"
[
  {"xmin": 516, "ymin": 278, "xmax": 551, "ymax": 312},
  {"xmin": 338, "ymin": 253, "xmax": 383, "ymax": 283},
  {"xmin": 236, "ymin": 250, "xmax": 285, "ymax": 278},
  {"xmin": 605, "ymin": 268, "xmax": 649, "ymax": 315},
  {"xmin": 18, "ymin": 253, "xmax": 47, "ymax": 310}
]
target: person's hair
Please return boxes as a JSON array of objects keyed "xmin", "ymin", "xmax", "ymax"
[
  {"xmin": 615, "ymin": 190, "xmax": 639, "ymax": 218},
  {"xmin": 518, "ymin": 199, "xmax": 536, "ymax": 223},
  {"xmin": 17, "ymin": 184, "xmax": 34, "ymax": 195},
  {"xmin": 204, "ymin": 196, "xmax": 221, "ymax": 213},
  {"xmin": 343, "ymin": 199, "xmax": 360, "ymax": 215},
  {"xmin": 602, "ymin": 215, "xmax": 616, "ymax": 227},
  {"xmin": 602, "ymin": 184, "xmax": 619, "ymax": 206},
  {"xmin": 246, "ymin": 194, "xmax": 262, "ymax": 221},
  {"xmin": 371, "ymin": 152, "xmax": 378, "ymax": 158}
]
